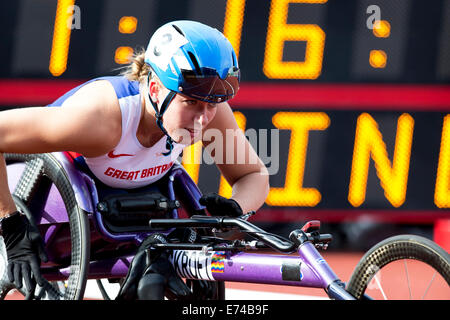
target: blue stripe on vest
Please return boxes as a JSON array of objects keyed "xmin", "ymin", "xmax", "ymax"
[{"xmin": 47, "ymin": 76, "xmax": 140, "ymax": 107}]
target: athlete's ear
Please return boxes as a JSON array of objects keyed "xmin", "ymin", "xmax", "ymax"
[{"xmin": 148, "ymin": 78, "xmax": 160, "ymax": 103}]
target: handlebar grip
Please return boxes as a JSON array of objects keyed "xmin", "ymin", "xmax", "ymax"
[
  {"xmin": 117, "ymin": 198, "xmax": 179, "ymax": 211},
  {"xmin": 319, "ymin": 234, "xmax": 332, "ymax": 243}
]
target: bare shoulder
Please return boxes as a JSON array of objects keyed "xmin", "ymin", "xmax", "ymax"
[
  {"xmin": 30, "ymin": 80, "xmax": 122, "ymax": 156},
  {"xmin": 62, "ymin": 80, "xmax": 121, "ymax": 120},
  {"xmin": 58, "ymin": 80, "xmax": 123, "ymax": 155}
]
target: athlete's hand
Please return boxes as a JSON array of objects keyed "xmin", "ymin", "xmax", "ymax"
[
  {"xmin": 116, "ymin": 234, "xmax": 162, "ymax": 300},
  {"xmin": 2, "ymin": 212, "xmax": 48, "ymax": 299},
  {"xmin": 199, "ymin": 193, "xmax": 243, "ymax": 217},
  {"xmin": 138, "ymin": 249, "xmax": 192, "ymax": 300}
]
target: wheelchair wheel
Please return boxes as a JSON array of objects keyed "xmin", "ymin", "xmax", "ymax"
[
  {"xmin": 0, "ymin": 153, "xmax": 90, "ymax": 300},
  {"xmin": 347, "ymin": 234, "xmax": 450, "ymax": 300}
]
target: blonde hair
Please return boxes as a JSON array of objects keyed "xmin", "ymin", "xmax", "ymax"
[{"xmin": 120, "ymin": 48, "xmax": 151, "ymax": 83}]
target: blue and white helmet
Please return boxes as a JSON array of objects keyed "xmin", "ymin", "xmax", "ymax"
[{"xmin": 144, "ymin": 20, "xmax": 240, "ymax": 104}]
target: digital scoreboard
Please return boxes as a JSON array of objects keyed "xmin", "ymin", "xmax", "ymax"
[{"xmin": 0, "ymin": 0, "xmax": 449, "ymax": 82}]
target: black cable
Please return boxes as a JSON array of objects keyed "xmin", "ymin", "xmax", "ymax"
[{"xmin": 96, "ymin": 279, "xmax": 111, "ymax": 300}]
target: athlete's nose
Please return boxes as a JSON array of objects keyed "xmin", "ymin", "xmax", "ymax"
[
  {"xmin": 195, "ymin": 104, "xmax": 210, "ymax": 127},
  {"xmin": 198, "ymin": 113, "xmax": 208, "ymax": 126}
]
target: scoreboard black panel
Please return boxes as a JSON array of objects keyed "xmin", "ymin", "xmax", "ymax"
[{"xmin": 0, "ymin": 0, "xmax": 449, "ymax": 83}]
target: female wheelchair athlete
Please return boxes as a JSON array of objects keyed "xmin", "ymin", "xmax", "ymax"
[{"xmin": 1, "ymin": 151, "xmax": 449, "ymax": 300}]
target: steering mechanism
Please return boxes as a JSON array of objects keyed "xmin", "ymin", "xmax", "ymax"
[{"xmin": 289, "ymin": 220, "xmax": 332, "ymax": 250}]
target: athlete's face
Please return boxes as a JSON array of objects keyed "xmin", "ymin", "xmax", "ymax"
[
  {"xmin": 150, "ymin": 81, "xmax": 217, "ymax": 145},
  {"xmin": 164, "ymin": 93, "xmax": 218, "ymax": 145}
]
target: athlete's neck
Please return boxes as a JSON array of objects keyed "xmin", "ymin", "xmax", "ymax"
[{"xmin": 136, "ymin": 95, "xmax": 164, "ymax": 148}]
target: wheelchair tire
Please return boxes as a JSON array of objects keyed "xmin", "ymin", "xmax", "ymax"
[
  {"xmin": 347, "ymin": 234, "xmax": 450, "ymax": 300},
  {"xmin": 0, "ymin": 153, "xmax": 90, "ymax": 300}
]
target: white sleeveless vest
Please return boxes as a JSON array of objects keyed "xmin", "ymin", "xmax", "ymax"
[{"xmin": 52, "ymin": 76, "xmax": 185, "ymax": 189}]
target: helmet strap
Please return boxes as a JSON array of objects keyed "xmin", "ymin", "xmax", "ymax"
[{"xmin": 147, "ymin": 72, "xmax": 177, "ymax": 156}]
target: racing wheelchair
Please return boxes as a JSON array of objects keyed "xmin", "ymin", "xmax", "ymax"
[{"xmin": 1, "ymin": 152, "xmax": 449, "ymax": 300}]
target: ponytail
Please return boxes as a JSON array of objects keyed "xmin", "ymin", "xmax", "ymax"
[{"xmin": 120, "ymin": 48, "xmax": 150, "ymax": 83}]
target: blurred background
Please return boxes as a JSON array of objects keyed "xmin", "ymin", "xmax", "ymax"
[{"xmin": 0, "ymin": 0, "xmax": 449, "ymax": 253}]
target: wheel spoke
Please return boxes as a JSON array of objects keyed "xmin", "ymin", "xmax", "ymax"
[
  {"xmin": 404, "ymin": 260, "xmax": 412, "ymax": 300},
  {"xmin": 421, "ymin": 271, "xmax": 437, "ymax": 300},
  {"xmin": 373, "ymin": 273, "xmax": 388, "ymax": 300}
]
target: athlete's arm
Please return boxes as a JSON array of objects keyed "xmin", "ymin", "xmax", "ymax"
[
  {"xmin": 0, "ymin": 80, "xmax": 122, "ymax": 216},
  {"xmin": 202, "ymin": 102, "xmax": 269, "ymax": 214},
  {"xmin": 0, "ymin": 80, "xmax": 122, "ymax": 157}
]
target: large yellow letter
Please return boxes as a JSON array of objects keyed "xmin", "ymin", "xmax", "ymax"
[
  {"xmin": 348, "ymin": 113, "xmax": 414, "ymax": 208},
  {"xmin": 435, "ymin": 115, "xmax": 450, "ymax": 208},
  {"xmin": 266, "ymin": 112, "xmax": 330, "ymax": 206}
]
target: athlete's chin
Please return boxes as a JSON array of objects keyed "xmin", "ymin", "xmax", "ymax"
[{"xmin": 172, "ymin": 127, "xmax": 202, "ymax": 145}]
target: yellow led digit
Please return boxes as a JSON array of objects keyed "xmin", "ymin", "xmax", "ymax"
[
  {"xmin": 435, "ymin": 115, "xmax": 450, "ymax": 208},
  {"xmin": 182, "ymin": 141, "xmax": 203, "ymax": 184},
  {"xmin": 263, "ymin": 0, "xmax": 327, "ymax": 79},
  {"xmin": 223, "ymin": 0, "xmax": 246, "ymax": 58},
  {"xmin": 266, "ymin": 112, "xmax": 330, "ymax": 206},
  {"xmin": 348, "ymin": 113, "xmax": 414, "ymax": 208},
  {"xmin": 218, "ymin": 111, "xmax": 247, "ymax": 198},
  {"xmin": 49, "ymin": 0, "xmax": 76, "ymax": 76}
]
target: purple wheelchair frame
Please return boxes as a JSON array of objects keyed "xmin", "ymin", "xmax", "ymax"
[{"xmin": 5, "ymin": 152, "xmax": 355, "ymax": 300}]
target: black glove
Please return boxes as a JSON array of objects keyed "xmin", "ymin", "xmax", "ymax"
[
  {"xmin": 138, "ymin": 249, "xmax": 192, "ymax": 300},
  {"xmin": 116, "ymin": 233, "xmax": 192, "ymax": 300},
  {"xmin": 1, "ymin": 212, "xmax": 48, "ymax": 299},
  {"xmin": 116, "ymin": 234, "xmax": 162, "ymax": 300},
  {"xmin": 199, "ymin": 193, "xmax": 243, "ymax": 217}
]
